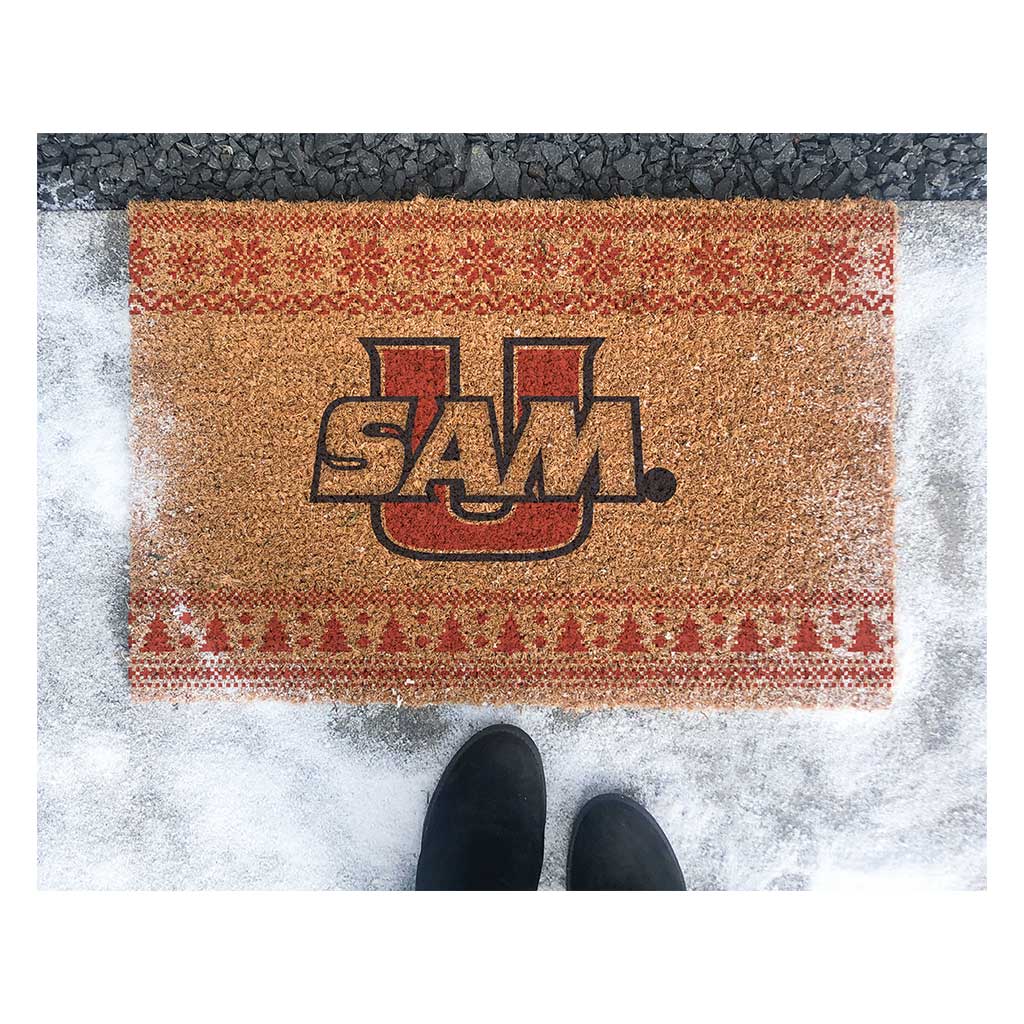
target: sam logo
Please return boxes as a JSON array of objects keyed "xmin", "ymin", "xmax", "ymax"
[{"xmin": 310, "ymin": 338, "xmax": 676, "ymax": 561}]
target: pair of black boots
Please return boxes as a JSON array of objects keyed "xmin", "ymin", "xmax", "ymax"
[{"xmin": 416, "ymin": 724, "xmax": 686, "ymax": 890}]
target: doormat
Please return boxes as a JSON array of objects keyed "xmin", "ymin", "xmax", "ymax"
[{"xmin": 128, "ymin": 198, "xmax": 895, "ymax": 709}]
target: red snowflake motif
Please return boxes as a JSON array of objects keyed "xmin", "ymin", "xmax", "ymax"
[
  {"xmin": 808, "ymin": 237, "xmax": 859, "ymax": 288},
  {"xmin": 220, "ymin": 238, "xmax": 270, "ymax": 287},
  {"xmin": 867, "ymin": 239, "xmax": 894, "ymax": 283},
  {"xmin": 336, "ymin": 238, "xmax": 388, "ymax": 287},
  {"xmin": 403, "ymin": 240, "xmax": 445, "ymax": 282},
  {"xmin": 571, "ymin": 236, "xmax": 622, "ymax": 287},
  {"xmin": 635, "ymin": 241, "xmax": 676, "ymax": 278},
  {"xmin": 283, "ymin": 241, "xmax": 324, "ymax": 281},
  {"xmin": 129, "ymin": 240, "xmax": 153, "ymax": 287},
  {"xmin": 687, "ymin": 238, "xmax": 741, "ymax": 288},
  {"xmin": 752, "ymin": 239, "xmax": 793, "ymax": 280},
  {"xmin": 455, "ymin": 238, "xmax": 507, "ymax": 288},
  {"xmin": 521, "ymin": 240, "xmax": 562, "ymax": 281},
  {"xmin": 167, "ymin": 240, "xmax": 205, "ymax": 282}
]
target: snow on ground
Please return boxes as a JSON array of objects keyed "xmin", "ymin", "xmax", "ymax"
[{"xmin": 36, "ymin": 204, "xmax": 986, "ymax": 889}]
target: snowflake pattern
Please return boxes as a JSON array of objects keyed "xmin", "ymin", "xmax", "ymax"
[
  {"xmin": 335, "ymin": 238, "xmax": 388, "ymax": 287},
  {"xmin": 167, "ymin": 240, "xmax": 206, "ymax": 282},
  {"xmin": 455, "ymin": 238, "xmax": 507, "ymax": 287},
  {"xmin": 521, "ymin": 240, "xmax": 563, "ymax": 281},
  {"xmin": 634, "ymin": 241, "xmax": 677, "ymax": 278},
  {"xmin": 283, "ymin": 241, "xmax": 324, "ymax": 281},
  {"xmin": 808, "ymin": 236, "xmax": 859, "ymax": 288},
  {"xmin": 867, "ymin": 239, "xmax": 894, "ymax": 282},
  {"xmin": 571, "ymin": 236, "xmax": 622, "ymax": 286},
  {"xmin": 130, "ymin": 204, "xmax": 896, "ymax": 319},
  {"xmin": 687, "ymin": 238, "xmax": 742, "ymax": 288},
  {"xmin": 129, "ymin": 239, "xmax": 153, "ymax": 287},
  {"xmin": 219, "ymin": 239, "xmax": 270, "ymax": 287},
  {"xmin": 403, "ymin": 240, "xmax": 445, "ymax": 282},
  {"xmin": 751, "ymin": 239, "xmax": 794, "ymax": 281}
]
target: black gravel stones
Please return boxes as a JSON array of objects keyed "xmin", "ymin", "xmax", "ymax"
[{"xmin": 37, "ymin": 133, "xmax": 986, "ymax": 209}]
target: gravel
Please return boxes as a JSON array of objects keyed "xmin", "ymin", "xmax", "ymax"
[{"xmin": 37, "ymin": 133, "xmax": 986, "ymax": 209}]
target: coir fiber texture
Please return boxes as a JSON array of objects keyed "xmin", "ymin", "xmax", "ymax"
[{"xmin": 129, "ymin": 198, "xmax": 895, "ymax": 709}]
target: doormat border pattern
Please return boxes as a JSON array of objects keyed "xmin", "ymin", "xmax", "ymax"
[
  {"xmin": 128, "ymin": 588, "xmax": 894, "ymax": 707},
  {"xmin": 129, "ymin": 199, "xmax": 895, "ymax": 317}
]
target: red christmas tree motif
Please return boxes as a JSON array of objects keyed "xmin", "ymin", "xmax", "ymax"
[
  {"xmin": 849, "ymin": 614, "xmax": 882, "ymax": 654},
  {"xmin": 435, "ymin": 614, "xmax": 469, "ymax": 653},
  {"xmin": 614, "ymin": 615, "xmax": 646, "ymax": 653},
  {"xmin": 672, "ymin": 615, "xmax": 703, "ymax": 654},
  {"xmin": 200, "ymin": 615, "xmax": 232, "ymax": 654},
  {"xmin": 140, "ymin": 614, "xmax": 173, "ymax": 654},
  {"xmin": 495, "ymin": 615, "xmax": 525, "ymax": 654},
  {"xmin": 731, "ymin": 615, "xmax": 764, "ymax": 654},
  {"xmin": 259, "ymin": 613, "xmax": 291, "ymax": 653},
  {"xmin": 377, "ymin": 615, "xmax": 410, "ymax": 653},
  {"xmin": 556, "ymin": 615, "xmax": 588, "ymax": 653},
  {"xmin": 318, "ymin": 616, "xmax": 351, "ymax": 654},
  {"xmin": 791, "ymin": 615, "xmax": 825, "ymax": 653}
]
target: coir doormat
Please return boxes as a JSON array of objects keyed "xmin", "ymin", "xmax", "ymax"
[{"xmin": 128, "ymin": 198, "xmax": 895, "ymax": 709}]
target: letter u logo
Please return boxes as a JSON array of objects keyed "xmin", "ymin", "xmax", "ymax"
[{"xmin": 312, "ymin": 337, "xmax": 601, "ymax": 562}]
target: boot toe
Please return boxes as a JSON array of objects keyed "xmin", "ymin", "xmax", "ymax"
[
  {"xmin": 416, "ymin": 725, "xmax": 546, "ymax": 890},
  {"xmin": 568, "ymin": 793, "xmax": 685, "ymax": 891}
]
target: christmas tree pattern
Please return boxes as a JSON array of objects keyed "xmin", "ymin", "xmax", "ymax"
[
  {"xmin": 672, "ymin": 615, "xmax": 703, "ymax": 654},
  {"xmin": 140, "ymin": 613, "xmax": 174, "ymax": 654},
  {"xmin": 556, "ymin": 615, "xmax": 588, "ymax": 653},
  {"xmin": 731, "ymin": 615, "xmax": 764, "ymax": 653},
  {"xmin": 260, "ymin": 613, "xmax": 291, "ymax": 653},
  {"xmin": 435, "ymin": 614, "xmax": 468, "ymax": 653},
  {"xmin": 200, "ymin": 615, "xmax": 232, "ymax": 654},
  {"xmin": 614, "ymin": 614, "xmax": 646, "ymax": 653},
  {"xmin": 791, "ymin": 615, "xmax": 825, "ymax": 653},
  {"xmin": 318, "ymin": 616, "xmax": 351, "ymax": 653},
  {"xmin": 377, "ymin": 615, "xmax": 410, "ymax": 653},
  {"xmin": 849, "ymin": 614, "xmax": 882, "ymax": 653},
  {"xmin": 495, "ymin": 614, "xmax": 525, "ymax": 653}
]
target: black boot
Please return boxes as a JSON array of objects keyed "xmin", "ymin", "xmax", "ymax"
[
  {"xmin": 567, "ymin": 793, "xmax": 686, "ymax": 891},
  {"xmin": 416, "ymin": 724, "xmax": 546, "ymax": 890}
]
